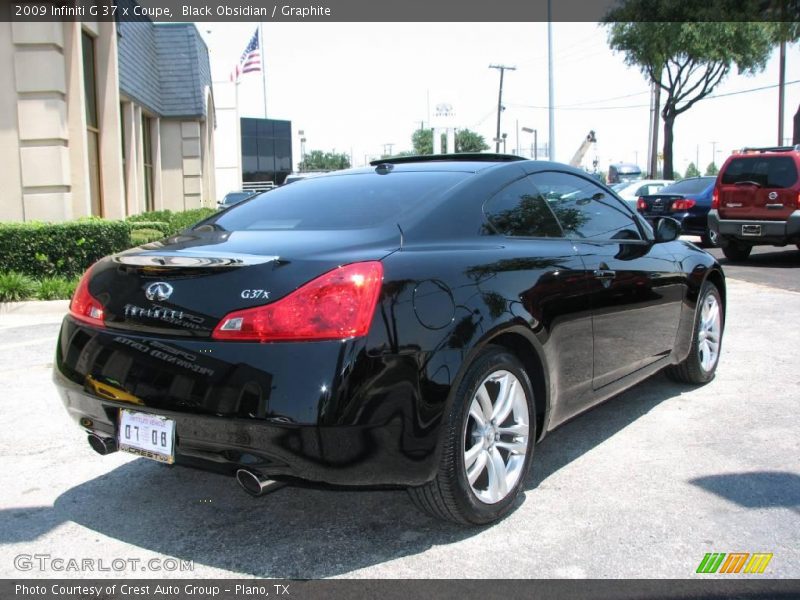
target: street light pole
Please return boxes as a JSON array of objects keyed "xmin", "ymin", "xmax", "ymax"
[
  {"xmin": 489, "ymin": 64, "xmax": 516, "ymax": 153},
  {"xmin": 522, "ymin": 127, "xmax": 537, "ymax": 159}
]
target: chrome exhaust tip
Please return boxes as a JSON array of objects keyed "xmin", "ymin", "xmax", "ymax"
[
  {"xmin": 235, "ymin": 469, "xmax": 285, "ymax": 496},
  {"xmin": 87, "ymin": 433, "xmax": 117, "ymax": 455}
]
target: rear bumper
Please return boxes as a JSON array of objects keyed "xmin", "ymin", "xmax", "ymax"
[
  {"xmin": 53, "ymin": 317, "xmax": 441, "ymax": 486},
  {"xmin": 707, "ymin": 209, "xmax": 800, "ymax": 244}
]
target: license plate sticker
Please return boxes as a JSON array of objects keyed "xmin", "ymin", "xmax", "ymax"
[
  {"xmin": 741, "ymin": 224, "xmax": 761, "ymax": 236},
  {"xmin": 118, "ymin": 409, "xmax": 176, "ymax": 463}
]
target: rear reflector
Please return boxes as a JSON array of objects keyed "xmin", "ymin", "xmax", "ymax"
[
  {"xmin": 671, "ymin": 198, "xmax": 696, "ymax": 211},
  {"xmin": 212, "ymin": 261, "xmax": 384, "ymax": 342},
  {"xmin": 70, "ymin": 265, "xmax": 105, "ymax": 327}
]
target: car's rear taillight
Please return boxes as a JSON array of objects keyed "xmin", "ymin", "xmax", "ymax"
[
  {"xmin": 711, "ymin": 188, "xmax": 720, "ymax": 209},
  {"xmin": 636, "ymin": 197, "xmax": 647, "ymax": 211},
  {"xmin": 70, "ymin": 266, "xmax": 105, "ymax": 327},
  {"xmin": 671, "ymin": 198, "xmax": 696, "ymax": 211},
  {"xmin": 795, "ymin": 192, "xmax": 800, "ymax": 210},
  {"xmin": 212, "ymin": 261, "xmax": 384, "ymax": 342}
]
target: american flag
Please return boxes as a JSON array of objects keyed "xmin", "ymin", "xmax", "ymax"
[{"xmin": 230, "ymin": 28, "xmax": 261, "ymax": 83}]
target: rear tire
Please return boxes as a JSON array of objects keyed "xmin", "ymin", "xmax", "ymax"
[
  {"xmin": 408, "ymin": 346, "xmax": 535, "ymax": 525},
  {"xmin": 721, "ymin": 241, "xmax": 751, "ymax": 261},
  {"xmin": 666, "ymin": 281, "xmax": 723, "ymax": 385},
  {"xmin": 700, "ymin": 234, "xmax": 716, "ymax": 248}
]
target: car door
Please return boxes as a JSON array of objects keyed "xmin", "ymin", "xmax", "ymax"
[
  {"xmin": 529, "ymin": 171, "xmax": 684, "ymax": 395},
  {"xmin": 482, "ymin": 176, "xmax": 594, "ymax": 422}
]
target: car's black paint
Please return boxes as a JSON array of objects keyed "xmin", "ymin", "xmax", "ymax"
[{"xmin": 54, "ymin": 159, "xmax": 724, "ymax": 488}]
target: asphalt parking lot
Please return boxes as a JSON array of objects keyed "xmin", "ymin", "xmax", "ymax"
[{"xmin": 0, "ymin": 250, "xmax": 798, "ymax": 579}]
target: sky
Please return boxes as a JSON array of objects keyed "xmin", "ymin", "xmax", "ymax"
[{"xmin": 201, "ymin": 22, "xmax": 799, "ymax": 175}]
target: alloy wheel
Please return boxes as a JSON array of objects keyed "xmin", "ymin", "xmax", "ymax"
[
  {"xmin": 463, "ymin": 370, "xmax": 530, "ymax": 504},
  {"xmin": 697, "ymin": 293, "xmax": 721, "ymax": 372}
]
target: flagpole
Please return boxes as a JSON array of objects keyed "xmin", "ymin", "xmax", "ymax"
[{"xmin": 260, "ymin": 22, "xmax": 267, "ymax": 119}]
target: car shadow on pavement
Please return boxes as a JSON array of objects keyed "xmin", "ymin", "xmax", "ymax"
[
  {"xmin": 714, "ymin": 247, "xmax": 800, "ymax": 269},
  {"xmin": 13, "ymin": 373, "xmax": 687, "ymax": 578},
  {"xmin": 527, "ymin": 371, "xmax": 686, "ymax": 488},
  {"xmin": 689, "ymin": 471, "xmax": 800, "ymax": 515}
]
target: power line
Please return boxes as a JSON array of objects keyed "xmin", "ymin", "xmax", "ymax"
[{"xmin": 508, "ymin": 79, "xmax": 800, "ymax": 112}]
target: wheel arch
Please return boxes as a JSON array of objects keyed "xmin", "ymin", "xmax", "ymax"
[{"xmin": 444, "ymin": 325, "xmax": 551, "ymax": 445}]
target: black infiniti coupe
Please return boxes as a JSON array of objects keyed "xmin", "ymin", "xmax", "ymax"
[{"xmin": 54, "ymin": 154, "xmax": 725, "ymax": 525}]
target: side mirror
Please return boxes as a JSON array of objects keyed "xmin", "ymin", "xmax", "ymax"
[{"xmin": 653, "ymin": 217, "xmax": 681, "ymax": 243}]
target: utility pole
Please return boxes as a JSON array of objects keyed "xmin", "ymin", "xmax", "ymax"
[
  {"xmin": 489, "ymin": 64, "xmax": 516, "ymax": 153},
  {"xmin": 547, "ymin": 0, "xmax": 555, "ymax": 161}
]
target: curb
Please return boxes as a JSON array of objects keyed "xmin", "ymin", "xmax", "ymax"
[{"xmin": 0, "ymin": 300, "xmax": 69, "ymax": 328}]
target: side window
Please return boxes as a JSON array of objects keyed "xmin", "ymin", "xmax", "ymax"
[
  {"xmin": 530, "ymin": 171, "xmax": 642, "ymax": 241},
  {"xmin": 484, "ymin": 177, "xmax": 563, "ymax": 238}
]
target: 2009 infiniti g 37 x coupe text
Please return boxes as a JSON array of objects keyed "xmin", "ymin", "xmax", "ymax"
[{"xmin": 54, "ymin": 154, "xmax": 725, "ymax": 525}]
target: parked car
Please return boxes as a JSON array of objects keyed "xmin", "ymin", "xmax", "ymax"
[
  {"xmin": 55, "ymin": 154, "xmax": 725, "ymax": 525},
  {"xmin": 708, "ymin": 145, "xmax": 800, "ymax": 261},
  {"xmin": 637, "ymin": 176, "xmax": 717, "ymax": 246},
  {"xmin": 217, "ymin": 191, "xmax": 258, "ymax": 210},
  {"xmin": 614, "ymin": 179, "xmax": 674, "ymax": 209},
  {"xmin": 608, "ymin": 162, "xmax": 642, "ymax": 184}
]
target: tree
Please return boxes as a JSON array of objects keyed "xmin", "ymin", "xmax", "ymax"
[
  {"xmin": 685, "ymin": 162, "xmax": 701, "ymax": 178},
  {"xmin": 299, "ymin": 150, "xmax": 350, "ymax": 172},
  {"xmin": 412, "ymin": 129, "xmax": 435, "ymax": 155},
  {"xmin": 455, "ymin": 130, "xmax": 490, "ymax": 153},
  {"xmin": 605, "ymin": 5, "xmax": 775, "ymax": 179},
  {"xmin": 705, "ymin": 162, "xmax": 719, "ymax": 176}
]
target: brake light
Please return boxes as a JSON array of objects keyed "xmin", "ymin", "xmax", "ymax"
[
  {"xmin": 212, "ymin": 261, "xmax": 384, "ymax": 342},
  {"xmin": 70, "ymin": 265, "xmax": 105, "ymax": 327},
  {"xmin": 671, "ymin": 198, "xmax": 696, "ymax": 211},
  {"xmin": 636, "ymin": 197, "xmax": 647, "ymax": 211},
  {"xmin": 796, "ymin": 192, "xmax": 800, "ymax": 210},
  {"xmin": 711, "ymin": 188, "xmax": 720, "ymax": 209}
]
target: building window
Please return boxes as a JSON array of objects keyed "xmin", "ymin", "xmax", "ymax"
[
  {"xmin": 82, "ymin": 31, "xmax": 102, "ymax": 216},
  {"xmin": 142, "ymin": 115, "xmax": 154, "ymax": 212}
]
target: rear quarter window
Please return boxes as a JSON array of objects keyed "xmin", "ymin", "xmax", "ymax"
[{"xmin": 721, "ymin": 156, "xmax": 798, "ymax": 188}]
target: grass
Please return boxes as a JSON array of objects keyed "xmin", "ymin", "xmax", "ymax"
[
  {"xmin": 0, "ymin": 272, "xmax": 38, "ymax": 302},
  {"xmin": 0, "ymin": 272, "xmax": 80, "ymax": 302}
]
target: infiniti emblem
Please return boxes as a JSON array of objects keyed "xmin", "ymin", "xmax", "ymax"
[{"xmin": 145, "ymin": 282, "xmax": 174, "ymax": 301}]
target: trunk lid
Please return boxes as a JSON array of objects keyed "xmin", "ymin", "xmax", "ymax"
[{"xmin": 87, "ymin": 228, "xmax": 400, "ymax": 337}]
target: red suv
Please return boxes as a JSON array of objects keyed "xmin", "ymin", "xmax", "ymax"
[{"xmin": 708, "ymin": 146, "xmax": 800, "ymax": 260}]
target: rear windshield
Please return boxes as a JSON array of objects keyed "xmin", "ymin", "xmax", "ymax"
[
  {"xmin": 721, "ymin": 156, "xmax": 798, "ymax": 188},
  {"xmin": 206, "ymin": 171, "xmax": 470, "ymax": 231},
  {"xmin": 660, "ymin": 177, "xmax": 715, "ymax": 194}
]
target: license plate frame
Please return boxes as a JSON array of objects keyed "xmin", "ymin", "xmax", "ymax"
[
  {"xmin": 741, "ymin": 224, "xmax": 762, "ymax": 237},
  {"xmin": 118, "ymin": 409, "xmax": 176, "ymax": 464}
]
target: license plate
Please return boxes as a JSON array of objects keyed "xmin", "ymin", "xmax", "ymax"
[
  {"xmin": 742, "ymin": 224, "xmax": 761, "ymax": 236},
  {"xmin": 118, "ymin": 409, "xmax": 176, "ymax": 463},
  {"xmin": 649, "ymin": 204, "xmax": 665, "ymax": 213}
]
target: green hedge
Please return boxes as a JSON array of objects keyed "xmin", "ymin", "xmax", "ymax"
[
  {"xmin": 0, "ymin": 220, "xmax": 131, "ymax": 279},
  {"xmin": 0, "ymin": 208, "xmax": 217, "ymax": 281},
  {"xmin": 127, "ymin": 220, "xmax": 171, "ymax": 236},
  {"xmin": 126, "ymin": 208, "xmax": 215, "ymax": 234}
]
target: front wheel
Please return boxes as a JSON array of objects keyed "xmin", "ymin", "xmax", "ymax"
[
  {"xmin": 666, "ymin": 281, "xmax": 723, "ymax": 384},
  {"xmin": 408, "ymin": 346, "xmax": 535, "ymax": 525}
]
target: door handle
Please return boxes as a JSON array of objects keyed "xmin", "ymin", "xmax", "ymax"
[{"xmin": 593, "ymin": 269, "xmax": 616, "ymax": 280}]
